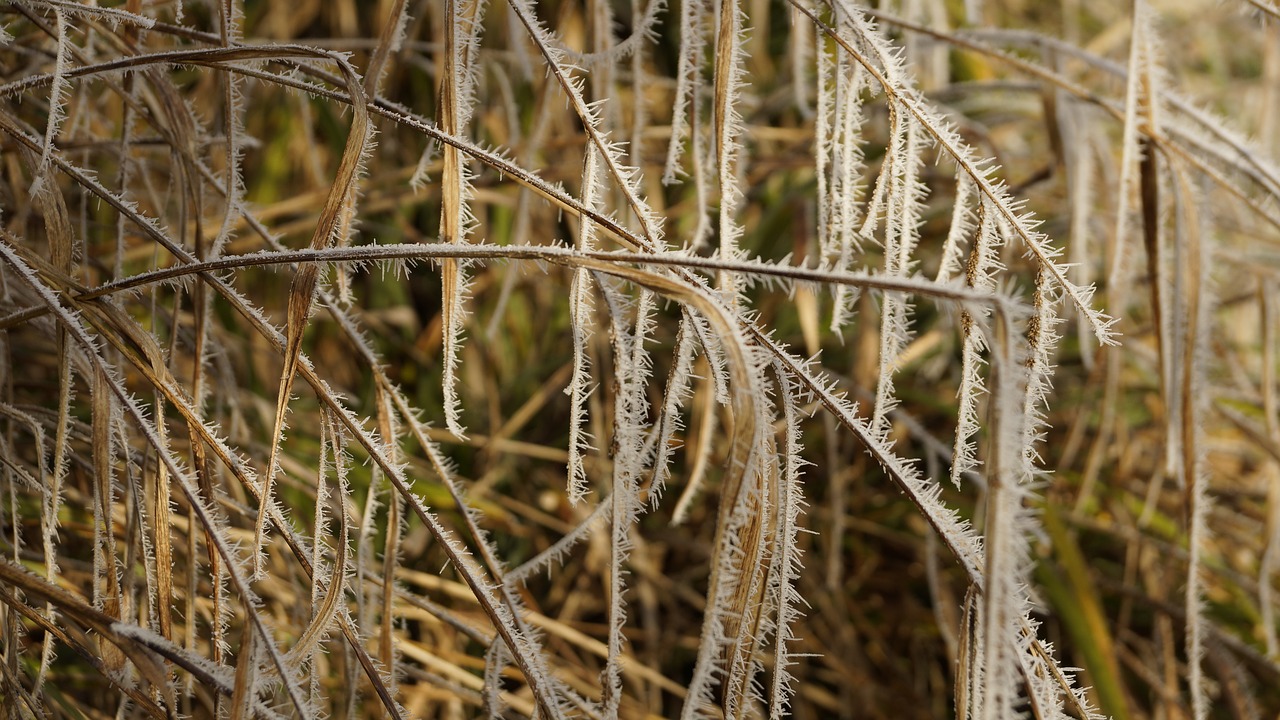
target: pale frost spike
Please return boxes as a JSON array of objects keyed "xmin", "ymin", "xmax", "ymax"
[
  {"xmin": 683, "ymin": 307, "xmax": 731, "ymax": 405},
  {"xmin": 567, "ymin": 146, "xmax": 604, "ymax": 504},
  {"xmin": 409, "ymin": 140, "xmax": 438, "ymax": 193},
  {"xmin": 483, "ymin": 641, "xmax": 513, "ymax": 717},
  {"xmin": 719, "ymin": 359, "xmax": 781, "ymax": 718},
  {"xmin": 872, "ymin": 113, "xmax": 926, "ymax": 429},
  {"xmin": 552, "ymin": 0, "xmax": 664, "ymax": 68},
  {"xmin": 211, "ymin": 0, "xmax": 245, "ymax": 262},
  {"xmin": 713, "ymin": 0, "xmax": 750, "ymax": 293},
  {"xmin": 440, "ymin": 257, "xmax": 470, "ymax": 438},
  {"xmin": 649, "ymin": 312, "xmax": 700, "ymax": 503},
  {"xmin": 814, "ymin": 0, "xmax": 1118, "ymax": 345},
  {"xmin": 663, "ymin": 0, "xmax": 708, "ymax": 184},
  {"xmin": 38, "ymin": 340, "xmax": 72, "ymax": 691},
  {"xmin": 588, "ymin": 0, "xmax": 620, "ymax": 131},
  {"xmin": 768, "ymin": 363, "xmax": 809, "ymax": 719},
  {"xmin": 1023, "ymin": 268, "xmax": 1064, "ymax": 471},
  {"xmin": 857, "ymin": 106, "xmax": 900, "ymax": 245},
  {"xmin": 888, "ymin": 115, "xmax": 928, "ymax": 276},
  {"xmin": 459, "ymin": 1, "xmax": 490, "ymax": 114},
  {"xmin": 977, "ymin": 314, "xmax": 1035, "ymax": 720},
  {"xmin": 814, "ymin": 30, "xmax": 836, "ymax": 261},
  {"xmin": 603, "ymin": 288, "xmax": 656, "ymax": 718},
  {"xmin": 936, "ymin": 173, "xmax": 975, "ymax": 284},
  {"xmin": 440, "ymin": 0, "xmax": 486, "ymax": 439},
  {"xmin": 828, "ymin": 52, "xmax": 869, "ymax": 332},
  {"xmin": 816, "ymin": 4, "xmax": 871, "ymax": 319},
  {"xmin": 29, "ymin": 8, "xmax": 69, "ymax": 199},
  {"xmin": 950, "ymin": 201, "xmax": 1003, "ymax": 488},
  {"xmin": 506, "ymin": 499, "xmax": 610, "ymax": 586},
  {"xmin": 507, "ymin": 0, "xmax": 666, "ymax": 249},
  {"xmin": 304, "ymin": 410, "xmax": 333, "ymax": 699}
]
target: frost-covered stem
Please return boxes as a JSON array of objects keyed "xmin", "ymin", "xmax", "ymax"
[
  {"xmin": 664, "ymin": 0, "xmax": 707, "ymax": 184},
  {"xmin": 797, "ymin": 0, "xmax": 1117, "ymax": 344},
  {"xmin": 768, "ymin": 361, "xmax": 808, "ymax": 718},
  {"xmin": 951, "ymin": 201, "xmax": 1001, "ymax": 488},
  {"xmin": 713, "ymin": 0, "xmax": 748, "ymax": 302},
  {"xmin": 439, "ymin": 0, "xmax": 478, "ymax": 438},
  {"xmin": 815, "ymin": 28, "xmax": 835, "ymax": 263},
  {"xmin": 977, "ymin": 312, "xmax": 1026, "ymax": 720},
  {"xmin": 829, "ymin": 35, "xmax": 869, "ymax": 332},
  {"xmin": 211, "ymin": 0, "xmax": 244, "ymax": 261},
  {"xmin": 375, "ymin": 392, "xmax": 404, "ymax": 695},
  {"xmin": 30, "ymin": 7, "xmax": 68, "ymax": 198},
  {"xmin": 89, "ymin": 367, "xmax": 123, "ymax": 621},
  {"xmin": 506, "ymin": 0, "xmax": 665, "ymax": 248},
  {"xmin": 306, "ymin": 410, "xmax": 333, "ymax": 703},
  {"xmin": 648, "ymin": 312, "xmax": 700, "ymax": 503},
  {"xmin": 872, "ymin": 110, "xmax": 923, "ymax": 429},
  {"xmin": 567, "ymin": 146, "xmax": 603, "ymax": 504},
  {"xmin": 35, "ymin": 332, "xmax": 72, "ymax": 693},
  {"xmin": 936, "ymin": 174, "xmax": 975, "ymax": 284},
  {"xmin": 602, "ymin": 289, "xmax": 656, "ymax": 718}
]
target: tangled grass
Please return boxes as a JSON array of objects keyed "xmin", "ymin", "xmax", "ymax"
[{"xmin": 0, "ymin": 0, "xmax": 1278, "ymax": 717}]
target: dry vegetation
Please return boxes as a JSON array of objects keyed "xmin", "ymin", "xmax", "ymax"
[{"xmin": 1, "ymin": 0, "xmax": 1279, "ymax": 718}]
